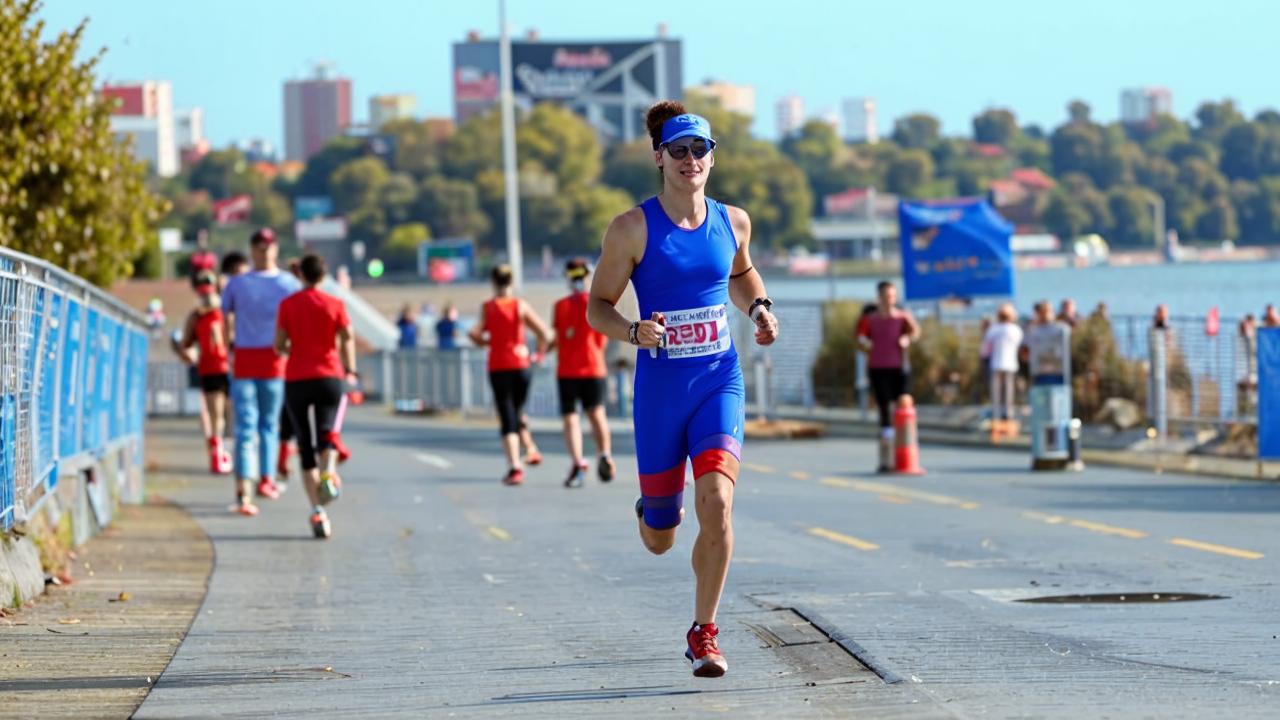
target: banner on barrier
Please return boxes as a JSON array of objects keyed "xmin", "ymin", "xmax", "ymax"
[{"xmin": 1259, "ymin": 329, "xmax": 1280, "ymax": 458}]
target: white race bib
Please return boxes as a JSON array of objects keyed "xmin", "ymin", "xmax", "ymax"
[{"xmin": 661, "ymin": 304, "xmax": 732, "ymax": 359}]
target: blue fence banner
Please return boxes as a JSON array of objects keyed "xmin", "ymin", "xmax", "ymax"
[
  {"xmin": 1, "ymin": 248, "xmax": 149, "ymax": 529},
  {"xmin": 898, "ymin": 198, "xmax": 1015, "ymax": 302},
  {"xmin": 1258, "ymin": 329, "xmax": 1280, "ymax": 458}
]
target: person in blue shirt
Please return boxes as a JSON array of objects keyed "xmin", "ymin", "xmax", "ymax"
[
  {"xmin": 587, "ymin": 101, "xmax": 778, "ymax": 678},
  {"xmin": 396, "ymin": 304, "xmax": 418, "ymax": 349},
  {"xmin": 436, "ymin": 302, "xmax": 459, "ymax": 350}
]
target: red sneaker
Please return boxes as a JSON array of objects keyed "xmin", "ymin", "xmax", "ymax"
[
  {"xmin": 232, "ymin": 501, "xmax": 259, "ymax": 517},
  {"xmin": 685, "ymin": 623, "xmax": 728, "ymax": 678},
  {"xmin": 255, "ymin": 477, "xmax": 281, "ymax": 500},
  {"xmin": 216, "ymin": 448, "xmax": 233, "ymax": 475},
  {"xmin": 503, "ymin": 468, "xmax": 525, "ymax": 486},
  {"xmin": 524, "ymin": 451, "xmax": 542, "ymax": 466}
]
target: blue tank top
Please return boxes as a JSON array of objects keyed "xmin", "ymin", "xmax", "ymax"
[{"xmin": 632, "ymin": 196, "xmax": 739, "ymax": 365}]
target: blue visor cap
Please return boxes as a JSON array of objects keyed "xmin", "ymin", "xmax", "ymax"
[{"xmin": 661, "ymin": 113, "xmax": 715, "ymax": 146}]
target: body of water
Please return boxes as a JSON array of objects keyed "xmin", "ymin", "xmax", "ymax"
[{"xmin": 767, "ymin": 259, "xmax": 1280, "ymax": 320}]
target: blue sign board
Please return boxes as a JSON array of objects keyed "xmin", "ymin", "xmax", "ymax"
[
  {"xmin": 1258, "ymin": 328, "xmax": 1280, "ymax": 458},
  {"xmin": 294, "ymin": 196, "xmax": 334, "ymax": 221},
  {"xmin": 898, "ymin": 199, "xmax": 1015, "ymax": 301}
]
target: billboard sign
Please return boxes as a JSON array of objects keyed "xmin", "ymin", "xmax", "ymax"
[
  {"xmin": 295, "ymin": 217, "xmax": 348, "ymax": 243},
  {"xmin": 453, "ymin": 38, "xmax": 682, "ymax": 143},
  {"xmin": 898, "ymin": 199, "xmax": 1015, "ymax": 301},
  {"xmin": 417, "ymin": 238, "xmax": 475, "ymax": 283},
  {"xmin": 295, "ymin": 196, "xmax": 333, "ymax": 221}
]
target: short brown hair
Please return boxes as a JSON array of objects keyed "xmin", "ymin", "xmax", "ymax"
[{"xmin": 299, "ymin": 254, "xmax": 326, "ymax": 284}]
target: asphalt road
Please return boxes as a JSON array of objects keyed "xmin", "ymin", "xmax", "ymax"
[{"xmin": 135, "ymin": 408, "xmax": 1280, "ymax": 718}]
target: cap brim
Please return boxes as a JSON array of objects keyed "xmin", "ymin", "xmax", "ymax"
[{"xmin": 663, "ymin": 129, "xmax": 714, "ymax": 145}]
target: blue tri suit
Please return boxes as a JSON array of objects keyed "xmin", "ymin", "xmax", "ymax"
[{"xmin": 632, "ymin": 196, "xmax": 746, "ymax": 530}]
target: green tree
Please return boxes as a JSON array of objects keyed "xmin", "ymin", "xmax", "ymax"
[
  {"xmin": 0, "ymin": 0, "xmax": 168, "ymax": 286},
  {"xmin": 346, "ymin": 205, "xmax": 387, "ymax": 244},
  {"xmin": 1219, "ymin": 122, "xmax": 1267, "ymax": 180},
  {"xmin": 415, "ymin": 175, "xmax": 489, "ymax": 239},
  {"xmin": 291, "ymin": 136, "xmax": 367, "ymax": 199},
  {"xmin": 1193, "ymin": 100, "xmax": 1245, "ymax": 142},
  {"xmin": 602, "ymin": 139, "xmax": 659, "ymax": 201},
  {"xmin": 329, "ymin": 157, "xmax": 390, "ymax": 213},
  {"xmin": 380, "ymin": 118, "xmax": 447, "ymax": 179},
  {"xmin": 379, "ymin": 172, "xmax": 418, "ymax": 226},
  {"xmin": 972, "ymin": 108, "xmax": 1019, "ymax": 146},
  {"xmin": 891, "ymin": 113, "xmax": 941, "ymax": 149},
  {"xmin": 1106, "ymin": 186, "xmax": 1156, "ymax": 246},
  {"xmin": 381, "ymin": 222, "xmax": 430, "ymax": 271},
  {"xmin": 1067, "ymin": 100, "xmax": 1092, "ymax": 124},
  {"xmin": 517, "ymin": 103, "xmax": 603, "ymax": 190},
  {"xmin": 781, "ymin": 120, "xmax": 863, "ymax": 214},
  {"xmin": 443, "ymin": 109, "xmax": 501, "ymax": 180},
  {"xmin": 570, "ymin": 184, "xmax": 634, "ymax": 251},
  {"xmin": 1195, "ymin": 197, "xmax": 1238, "ymax": 240},
  {"xmin": 885, "ymin": 149, "xmax": 935, "ymax": 196},
  {"xmin": 1050, "ymin": 122, "xmax": 1104, "ymax": 180},
  {"xmin": 1042, "ymin": 190, "xmax": 1091, "ymax": 240}
]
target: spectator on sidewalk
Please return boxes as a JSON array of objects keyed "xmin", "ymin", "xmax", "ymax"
[
  {"xmin": 856, "ymin": 281, "xmax": 920, "ymax": 472},
  {"xmin": 1153, "ymin": 303, "xmax": 1171, "ymax": 330},
  {"xmin": 436, "ymin": 303, "xmax": 460, "ymax": 350},
  {"xmin": 1238, "ymin": 314, "xmax": 1258, "ymax": 415},
  {"xmin": 982, "ymin": 303, "xmax": 1024, "ymax": 422},
  {"xmin": 1057, "ymin": 298, "xmax": 1079, "ymax": 328},
  {"xmin": 1264, "ymin": 304, "xmax": 1280, "ymax": 328},
  {"xmin": 396, "ymin": 304, "xmax": 418, "ymax": 349},
  {"xmin": 221, "ymin": 227, "xmax": 301, "ymax": 515}
]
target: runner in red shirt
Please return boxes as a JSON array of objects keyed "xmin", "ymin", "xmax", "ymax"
[
  {"xmin": 172, "ymin": 270, "xmax": 232, "ymax": 475},
  {"xmin": 274, "ymin": 254, "xmax": 356, "ymax": 539},
  {"xmin": 550, "ymin": 259, "xmax": 615, "ymax": 488},
  {"xmin": 468, "ymin": 264, "xmax": 553, "ymax": 486}
]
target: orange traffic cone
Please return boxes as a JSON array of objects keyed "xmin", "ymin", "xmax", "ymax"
[{"xmin": 894, "ymin": 394, "xmax": 925, "ymax": 475}]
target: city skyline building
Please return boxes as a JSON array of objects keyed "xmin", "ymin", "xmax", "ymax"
[
  {"xmin": 452, "ymin": 29, "xmax": 682, "ymax": 144},
  {"xmin": 775, "ymin": 94, "xmax": 804, "ymax": 138},
  {"xmin": 101, "ymin": 80, "xmax": 179, "ymax": 177},
  {"xmin": 685, "ymin": 78, "xmax": 756, "ymax": 119},
  {"xmin": 283, "ymin": 63, "xmax": 353, "ymax": 161},
  {"xmin": 1121, "ymin": 86, "xmax": 1173, "ymax": 124},
  {"xmin": 369, "ymin": 93, "xmax": 417, "ymax": 130},
  {"xmin": 842, "ymin": 97, "xmax": 878, "ymax": 143}
]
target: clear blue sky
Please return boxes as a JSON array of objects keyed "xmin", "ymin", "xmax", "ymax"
[{"xmin": 40, "ymin": 0, "xmax": 1277, "ymax": 149}]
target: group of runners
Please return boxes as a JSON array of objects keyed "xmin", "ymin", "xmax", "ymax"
[{"xmin": 172, "ymin": 229, "xmax": 356, "ymax": 538}]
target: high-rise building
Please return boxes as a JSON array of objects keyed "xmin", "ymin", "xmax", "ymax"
[
  {"xmin": 284, "ymin": 63, "xmax": 353, "ymax": 162},
  {"xmin": 842, "ymin": 97, "xmax": 878, "ymax": 143},
  {"xmin": 775, "ymin": 95, "xmax": 805, "ymax": 138},
  {"xmin": 175, "ymin": 108, "xmax": 204, "ymax": 149},
  {"xmin": 101, "ymin": 81, "xmax": 178, "ymax": 177},
  {"xmin": 369, "ymin": 94, "xmax": 417, "ymax": 130},
  {"xmin": 685, "ymin": 79, "xmax": 755, "ymax": 119},
  {"xmin": 452, "ymin": 31, "xmax": 682, "ymax": 144},
  {"xmin": 1120, "ymin": 87, "xmax": 1173, "ymax": 124}
]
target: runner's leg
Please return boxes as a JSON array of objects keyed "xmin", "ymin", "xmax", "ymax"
[
  {"xmin": 559, "ymin": 380, "xmax": 584, "ymax": 465},
  {"xmin": 686, "ymin": 388, "xmax": 744, "ymax": 626},
  {"xmin": 256, "ymin": 378, "xmax": 285, "ymax": 484},
  {"xmin": 230, "ymin": 378, "xmax": 258, "ymax": 503},
  {"xmin": 284, "ymin": 382, "xmax": 321, "ymax": 507},
  {"xmin": 490, "ymin": 371, "xmax": 523, "ymax": 472},
  {"xmin": 633, "ymin": 370, "xmax": 689, "ymax": 555}
]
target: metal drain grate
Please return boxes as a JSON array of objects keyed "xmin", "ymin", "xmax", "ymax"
[{"xmin": 1016, "ymin": 592, "xmax": 1227, "ymax": 604}]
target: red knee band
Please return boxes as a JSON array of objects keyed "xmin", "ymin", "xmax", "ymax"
[
  {"xmin": 639, "ymin": 463, "xmax": 686, "ymax": 497},
  {"xmin": 691, "ymin": 448, "xmax": 738, "ymax": 484}
]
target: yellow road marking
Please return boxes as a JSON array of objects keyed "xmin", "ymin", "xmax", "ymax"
[
  {"xmin": 1169, "ymin": 538, "xmax": 1264, "ymax": 560},
  {"xmin": 788, "ymin": 470, "xmax": 810, "ymax": 481},
  {"xmin": 486, "ymin": 526, "xmax": 512, "ymax": 542},
  {"xmin": 1067, "ymin": 519, "xmax": 1147, "ymax": 539},
  {"xmin": 743, "ymin": 462, "xmax": 776, "ymax": 474},
  {"xmin": 1022, "ymin": 511, "xmax": 1146, "ymax": 538},
  {"xmin": 821, "ymin": 476, "xmax": 980, "ymax": 510},
  {"xmin": 808, "ymin": 527, "xmax": 880, "ymax": 551},
  {"xmin": 878, "ymin": 494, "xmax": 911, "ymax": 505}
]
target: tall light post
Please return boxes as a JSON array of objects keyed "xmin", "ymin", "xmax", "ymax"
[{"xmin": 498, "ymin": 0, "xmax": 523, "ymax": 288}]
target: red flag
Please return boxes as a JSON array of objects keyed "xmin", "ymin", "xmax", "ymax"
[{"xmin": 212, "ymin": 194, "xmax": 252, "ymax": 225}]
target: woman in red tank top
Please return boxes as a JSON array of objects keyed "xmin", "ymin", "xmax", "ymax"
[
  {"xmin": 468, "ymin": 264, "xmax": 553, "ymax": 485},
  {"xmin": 172, "ymin": 271, "xmax": 232, "ymax": 475}
]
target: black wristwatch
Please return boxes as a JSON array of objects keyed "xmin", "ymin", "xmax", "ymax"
[{"xmin": 748, "ymin": 297, "xmax": 773, "ymax": 321}]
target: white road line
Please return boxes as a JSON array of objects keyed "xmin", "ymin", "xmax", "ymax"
[{"xmin": 414, "ymin": 452, "xmax": 453, "ymax": 469}]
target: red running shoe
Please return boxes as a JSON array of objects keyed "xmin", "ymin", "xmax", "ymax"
[
  {"xmin": 255, "ymin": 477, "xmax": 281, "ymax": 500},
  {"xmin": 685, "ymin": 622, "xmax": 728, "ymax": 678},
  {"xmin": 503, "ymin": 468, "xmax": 525, "ymax": 486},
  {"xmin": 331, "ymin": 432, "xmax": 351, "ymax": 464},
  {"xmin": 232, "ymin": 501, "xmax": 259, "ymax": 517}
]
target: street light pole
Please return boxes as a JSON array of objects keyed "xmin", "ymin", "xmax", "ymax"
[{"xmin": 498, "ymin": 0, "xmax": 523, "ymax": 288}]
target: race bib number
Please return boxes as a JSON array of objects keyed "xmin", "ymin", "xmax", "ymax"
[{"xmin": 662, "ymin": 304, "xmax": 732, "ymax": 359}]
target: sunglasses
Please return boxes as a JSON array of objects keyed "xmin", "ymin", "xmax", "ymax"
[{"xmin": 663, "ymin": 138, "xmax": 716, "ymax": 160}]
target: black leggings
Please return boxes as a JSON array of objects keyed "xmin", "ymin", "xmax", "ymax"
[
  {"xmin": 489, "ymin": 370, "xmax": 531, "ymax": 435},
  {"xmin": 868, "ymin": 368, "xmax": 908, "ymax": 428},
  {"xmin": 279, "ymin": 404, "xmax": 295, "ymax": 443},
  {"xmin": 284, "ymin": 378, "xmax": 345, "ymax": 471}
]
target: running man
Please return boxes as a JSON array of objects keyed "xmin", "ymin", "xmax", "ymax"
[
  {"xmin": 172, "ymin": 270, "xmax": 231, "ymax": 475},
  {"xmin": 550, "ymin": 258, "xmax": 615, "ymax": 488},
  {"xmin": 857, "ymin": 280, "xmax": 919, "ymax": 472},
  {"xmin": 468, "ymin": 264, "xmax": 553, "ymax": 486},
  {"xmin": 221, "ymin": 228, "xmax": 301, "ymax": 515},
  {"xmin": 587, "ymin": 101, "xmax": 779, "ymax": 677},
  {"xmin": 275, "ymin": 254, "xmax": 356, "ymax": 539}
]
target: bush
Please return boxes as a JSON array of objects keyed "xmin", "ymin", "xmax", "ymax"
[{"xmin": 907, "ymin": 318, "xmax": 983, "ymax": 405}]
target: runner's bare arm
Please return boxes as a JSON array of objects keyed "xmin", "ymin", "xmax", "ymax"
[
  {"xmin": 173, "ymin": 312, "xmax": 197, "ymax": 365},
  {"xmin": 587, "ymin": 208, "xmax": 663, "ymax": 347},
  {"xmin": 467, "ymin": 305, "xmax": 488, "ymax": 346},
  {"xmin": 337, "ymin": 324, "xmax": 356, "ymax": 375},
  {"xmin": 725, "ymin": 206, "xmax": 778, "ymax": 346},
  {"xmin": 521, "ymin": 301, "xmax": 553, "ymax": 354},
  {"xmin": 273, "ymin": 326, "xmax": 289, "ymax": 357},
  {"xmin": 903, "ymin": 309, "xmax": 921, "ymax": 340}
]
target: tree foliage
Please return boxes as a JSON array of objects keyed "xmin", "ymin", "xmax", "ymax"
[{"xmin": 0, "ymin": 0, "xmax": 168, "ymax": 286}]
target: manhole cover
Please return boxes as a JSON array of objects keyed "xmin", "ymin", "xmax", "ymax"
[{"xmin": 1017, "ymin": 592, "xmax": 1227, "ymax": 604}]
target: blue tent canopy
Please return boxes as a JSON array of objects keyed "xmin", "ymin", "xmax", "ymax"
[{"xmin": 898, "ymin": 198, "xmax": 1015, "ymax": 301}]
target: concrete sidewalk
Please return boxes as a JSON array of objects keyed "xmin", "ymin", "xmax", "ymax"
[{"xmin": 0, "ymin": 498, "xmax": 211, "ymax": 718}]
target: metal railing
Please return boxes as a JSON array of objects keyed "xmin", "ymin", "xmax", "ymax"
[{"xmin": 0, "ymin": 248, "xmax": 150, "ymax": 529}]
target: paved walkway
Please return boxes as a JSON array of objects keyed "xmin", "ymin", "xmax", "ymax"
[{"xmin": 17, "ymin": 404, "xmax": 1280, "ymax": 718}]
